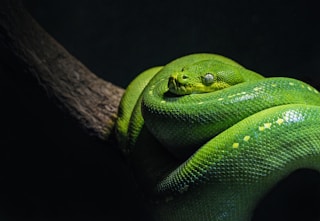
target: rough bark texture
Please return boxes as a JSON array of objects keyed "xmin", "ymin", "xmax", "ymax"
[{"xmin": 0, "ymin": 0, "xmax": 124, "ymax": 140}]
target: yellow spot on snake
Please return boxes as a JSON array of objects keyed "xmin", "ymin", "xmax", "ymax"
[
  {"xmin": 198, "ymin": 101, "xmax": 204, "ymax": 105},
  {"xmin": 148, "ymin": 90, "xmax": 153, "ymax": 95},
  {"xmin": 264, "ymin": 122, "xmax": 272, "ymax": 129},
  {"xmin": 218, "ymin": 98, "xmax": 224, "ymax": 101},
  {"xmin": 276, "ymin": 118, "xmax": 284, "ymax": 125},
  {"xmin": 289, "ymin": 82, "xmax": 295, "ymax": 86},
  {"xmin": 258, "ymin": 123, "xmax": 272, "ymax": 131},
  {"xmin": 253, "ymin": 87, "xmax": 262, "ymax": 91},
  {"xmin": 271, "ymin": 84, "xmax": 277, "ymax": 87},
  {"xmin": 243, "ymin": 136, "xmax": 250, "ymax": 142},
  {"xmin": 232, "ymin": 143, "xmax": 239, "ymax": 148},
  {"xmin": 314, "ymin": 89, "xmax": 319, "ymax": 94},
  {"xmin": 307, "ymin": 86, "xmax": 312, "ymax": 91},
  {"xmin": 161, "ymin": 100, "xmax": 166, "ymax": 104}
]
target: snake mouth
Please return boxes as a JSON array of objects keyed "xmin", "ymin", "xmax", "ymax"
[{"xmin": 168, "ymin": 76, "xmax": 191, "ymax": 95}]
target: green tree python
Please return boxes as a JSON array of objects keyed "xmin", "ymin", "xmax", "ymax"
[{"xmin": 115, "ymin": 53, "xmax": 320, "ymax": 221}]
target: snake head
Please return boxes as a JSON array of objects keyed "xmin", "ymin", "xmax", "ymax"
[
  {"xmin": 168, "ymin": 72, "xmax": 194, "ymax": 95},
  {"xmin": 168, "ymin": 60, "xmax": 245, "ymax": 95}
]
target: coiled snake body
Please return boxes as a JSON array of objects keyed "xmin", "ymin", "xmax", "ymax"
[{"xmin": 115, "ymin": 54, "xmax": 320, "ymax": 221}]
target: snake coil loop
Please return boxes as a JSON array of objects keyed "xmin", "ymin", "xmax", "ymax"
[{"xmin": 116, "ymin": 53, "xmax": 320, "ymax": 221}]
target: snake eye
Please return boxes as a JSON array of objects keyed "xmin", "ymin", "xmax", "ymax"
[{"xmin": 202, "ymin": 73, "xmax": 214, "ymax": 86}]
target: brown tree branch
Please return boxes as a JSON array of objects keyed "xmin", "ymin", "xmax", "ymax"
[{"xmin": 0, "ymin": 0, "xmax": 124, "ymax": 140}]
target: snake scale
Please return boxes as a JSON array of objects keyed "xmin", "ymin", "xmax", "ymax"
[{"xmin": 115, "ymin": 53, "xmax": 320, "ymax": 221}]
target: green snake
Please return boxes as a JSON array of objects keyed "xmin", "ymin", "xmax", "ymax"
[{"xmin": 115, "ymin": 53, "xmax": 320, "ymax": 221}]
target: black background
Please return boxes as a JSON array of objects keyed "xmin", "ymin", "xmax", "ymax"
[{"xmin": 1, "ymin": 0, "xmax": 320, "ymax": 220}]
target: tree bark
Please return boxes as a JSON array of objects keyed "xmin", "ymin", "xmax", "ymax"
[{"xmin": 0, "ymin": 0, "xmax": 124, "ymax": 140}]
